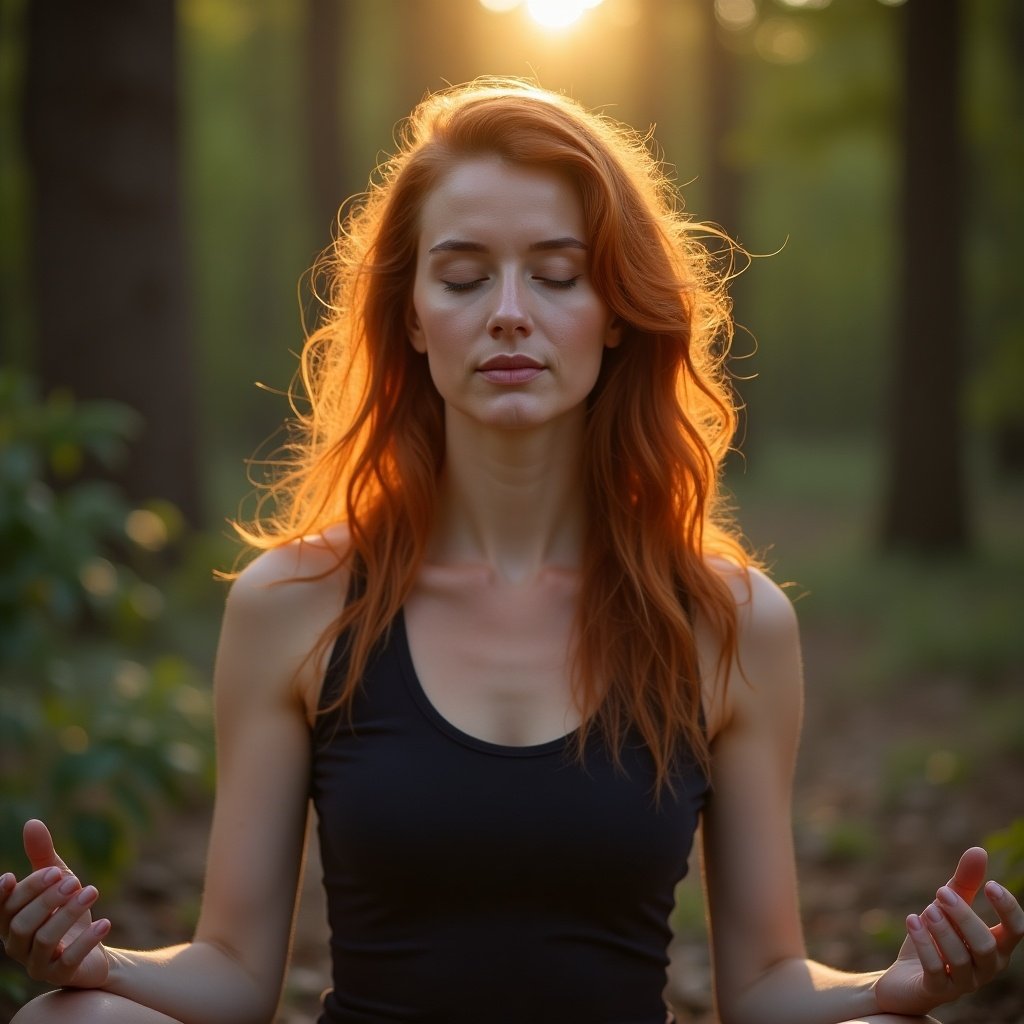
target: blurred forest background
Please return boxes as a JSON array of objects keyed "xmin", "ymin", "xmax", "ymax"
[{"xmin": 1, "ymin": 0, "xmax": 1022, "ymax": 1021}]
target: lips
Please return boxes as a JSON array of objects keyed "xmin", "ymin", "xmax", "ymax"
[
  {"xmin": 476, "ymin": 353, "xmax": 545, "ymax": 385},
  {"xmin": 478, "ymin": 354, "xmax": 544, "ymax": 370}
]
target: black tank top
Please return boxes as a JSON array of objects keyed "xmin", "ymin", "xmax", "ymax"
[{"xmin": 310, "ymin": 607, "xmax": 708, "ymax": 1023}]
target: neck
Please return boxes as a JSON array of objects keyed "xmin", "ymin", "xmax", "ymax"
[{"xmin": 430, "ymin": 409, "xmax": 587, "ymax": 584}]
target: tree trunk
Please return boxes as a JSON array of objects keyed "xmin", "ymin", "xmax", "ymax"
[
  {"xmin": 305, "ymin": 0, "xmax": 350, "ymax": 244},
  {"xmin": 881, "ymin": 0, "xmax": 969, "ymax": 552},
  {"xmin": 23, "ymin": 0, "xmax": 202, "ymax": 526},
  {"xmin": 991, "ymin": 1, "xmax": 1024, "ymax": 476}
]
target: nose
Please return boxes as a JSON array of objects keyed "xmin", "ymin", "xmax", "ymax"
[{"xmin": 487, "ymin": 273, "xmax": 533, "ymax": 338}]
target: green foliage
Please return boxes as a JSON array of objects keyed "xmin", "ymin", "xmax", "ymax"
[
  {"xmin": 0, "ymin": 370, "xmax": 214, "ymax": 890},
  {"xmin": 858, "ymin": 907, "xmax": 905, "ymax": 958},
  {"xmin": 819, "ymin": 819, "xmax": 880, "ymax": 866},
  {"xmin": 880, "ymin": 742, "xmax": 969, "ymax": 812},
  {"xmin": 986, "ymin": 819, "xmax": 1024, "ymax": 898},
  {"xmin": 970, "ymin": 328, "xmax": 1024, "ymax": 430}
]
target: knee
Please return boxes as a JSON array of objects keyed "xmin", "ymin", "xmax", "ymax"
[
  {"xmin": 12, "ymin": 989, "xmax": 185, "ymax": 1024},
  {"xmin": 838, "ymin": 1017, "xmax": 942, "ymax": 1024},
  {"xmin": 11, "ymin": 991, "xmax": 76, "ymax": 1024}
]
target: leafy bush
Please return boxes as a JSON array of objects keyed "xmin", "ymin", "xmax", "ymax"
[{"xmin": 0, "ymin": 370, "xmax": 214, "ymax": 889}]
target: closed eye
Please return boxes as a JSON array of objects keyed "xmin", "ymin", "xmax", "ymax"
[
  {"xmin": 535, "ymin": 276, "xmax": 580, "ymax": 290},
  {"xmin": 442, "ymin": 279, "xmax": 487, "ymax": 293}
]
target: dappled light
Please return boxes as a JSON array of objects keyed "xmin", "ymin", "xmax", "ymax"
[
  {"xmin": 754, "ymin": 17, "xmax": 814, "ymax": 64},
  {"xmin": 124, "ymin": 509, "xmax": 170, "ymax": 552},
  {"xmin": 715, "ymin": 0, "xmax": 757, "ymax": 31},
  {"xmin": 778, "ymin": 0, "xmax": 832, "ymax": 11}
]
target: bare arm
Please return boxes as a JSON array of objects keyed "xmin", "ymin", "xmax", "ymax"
[
  {"xmin": 683, "ymin": 567, "xmax": 1023, "ymax": 1024},
  {"xmin": 1, "ymin": 538, "xmax": 349, "ymax": 1024}
]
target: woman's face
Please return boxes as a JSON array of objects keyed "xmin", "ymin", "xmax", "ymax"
[{"xmin": 409, "ymin": 156, "xmax": 619, "ymax": 433}]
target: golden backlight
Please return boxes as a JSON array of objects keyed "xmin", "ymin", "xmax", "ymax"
[{"xmin": 479, "ymin": 0, "xmax": 604, "ymax": 30}]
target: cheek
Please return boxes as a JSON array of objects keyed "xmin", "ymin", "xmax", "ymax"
[
  {"xmin": 563, "ymin": 306, "xmax": 615, "ymax": 356},
  {"xmin": 415, "ymin": 312, "xmax": 469, "ymax": 390},
  {"xmin": 421, "ymin": 304, "xmax": 484, "ymax": 369}
]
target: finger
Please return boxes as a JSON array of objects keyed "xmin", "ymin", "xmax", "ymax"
[
  {"xmin": 23, "ymin": 819, "xmax": 70, "ymax": 874},
  {"xmin": 27, "ymin": 885, "xmax": 98, "ymax": 978},
  {"xmin": 921, "ymin": 901, "xmax": 974, "ymax": 991},
  {"xmin": 947, "ymin": 847, "xmax": 988, "ymax": 905},
  {"xmin": 4, "ymin": 874, "xmax": 81, "ymax": 961},
  {"xmin": 935, "ymin": 885, "xmax": 999, "ymax": 980},
  {"xmin": 52, "ymin": 917, "xmax": 111, "ymax": 985},
  {"xmin": 906, "ymin": 912, "xmax": 952, "ymax": 994},
  {"xmin": 987, "ymin": 881, "xmax": 1024, "ymax": 956},
  {"xmin": 1, "ymin": 866, "xmax": 63, "ymax": 920}
]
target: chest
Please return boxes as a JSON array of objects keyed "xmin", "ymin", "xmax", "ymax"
[
  {"xmin": 403, "ymin": 571, "xmax": 581, "ymax": 747},
  {"xmin": 312, "ymin": 614, "xmax": 708, "ymax": 913}
]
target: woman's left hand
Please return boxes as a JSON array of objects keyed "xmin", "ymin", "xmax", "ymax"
[{"xmin": 873, "ymin": 847, "xmax": 1024, "ymax": 1016}]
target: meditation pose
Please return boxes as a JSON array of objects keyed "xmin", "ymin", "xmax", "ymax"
[{"xmin": 2, "ymin": 80, "xmax": 1021, "ymax": 1024}]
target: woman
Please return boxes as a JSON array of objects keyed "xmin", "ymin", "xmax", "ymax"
[{"xmin": 1, "ymin": 80, "xmax": 1021, "ymax": 1024}]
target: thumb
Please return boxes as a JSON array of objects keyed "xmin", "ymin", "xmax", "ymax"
[
  {"xmin": 947, "ymin": 846, "xmax": 988, "ymax": 904},
  {"xmin": 23, "ymin": 819, "xmax": 70, "ymax": 874}
]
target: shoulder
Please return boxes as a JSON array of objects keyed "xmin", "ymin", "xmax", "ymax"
[
  {"xmin": 228, "ymin": 522, "xmax": 353, "ymax": 604},
  {"xmin": 698, "ymin": 559, "xmax": 802, "ymax": 741},
  {"xmin": 217, "ymin": 524, "xmax": 354, "ymax": 713},
  {"xmin": 713, "ymin": 559, "xmax": 799, "ymax": 653}
]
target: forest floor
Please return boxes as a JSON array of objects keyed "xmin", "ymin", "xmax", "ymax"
[{"xmin": 3, "ymin": 440, "xmax": 1022, "ymax": 1023}]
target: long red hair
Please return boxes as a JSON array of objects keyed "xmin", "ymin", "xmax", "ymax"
[{"xmin": 239, "ymin": 79, "xmax": 752, "ymax": 793}]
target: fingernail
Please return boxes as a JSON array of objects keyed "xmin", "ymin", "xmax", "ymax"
[
  {"xmin": 0, "ymin": 872, "xmax": 13, "ymax": 888},
  {"xmin": 925, "ymin": 903, "xmax": 944, "ymax": 923},
  {"xmin": 937, "ymin": 885, "xmax": 958, "ymax": 906},
  {"xmin": 93, "ymin": 918, "xmax": 111, "ymax": 937},
  {"xmin": 43, "ymin": 867, "xmax": 62, "ymax": 885},
  {"xmin": 58, "ymin": 875, "xmax": 80, "ymax": 895},
  {"xmin": 986, "ymin": 880, "xmax": 1008, "ymax": 900},
  {"xmin": 76, "ymin": 885, "xmax": 97, "ymax": 905},
  {"xmin": 907, "ymin": 913, "xmax": 924, "ymax": 933}
]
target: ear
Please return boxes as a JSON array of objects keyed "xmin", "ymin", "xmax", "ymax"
[
  {"xmin": 604, "ymin": 315, "xmax": 623, "ymax": 350},
  {"xmin": 407, "ymin": 304, "xmax": 427, "ymax": 353}
]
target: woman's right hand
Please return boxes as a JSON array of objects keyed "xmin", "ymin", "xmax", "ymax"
[{"xmin": 0, "ymin": 819, "xmax": 112, "ymax": 988}]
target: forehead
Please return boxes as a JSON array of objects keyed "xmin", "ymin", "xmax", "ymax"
[{"xmin": 417, "ymin": 157, "xmax": 585, "ymax": 247}]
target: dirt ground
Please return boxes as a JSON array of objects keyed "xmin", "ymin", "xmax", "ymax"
[{"xmin": 3, "ymin": 617, "xmax": 1022, "ymax": 1024}]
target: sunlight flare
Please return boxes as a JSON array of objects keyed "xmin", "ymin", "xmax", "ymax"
[
  {"xmin": 526, "ymin": 0, "xmax": 603, "ymax": 30},
  {"xmin": 478, "ymin": 0, "xmax": 604, "ymax": 29}
]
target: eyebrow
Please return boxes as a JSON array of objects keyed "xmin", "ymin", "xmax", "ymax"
[{"xmin": 427, "ymin": 236, "xmax": 588, "ymax": 254}]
